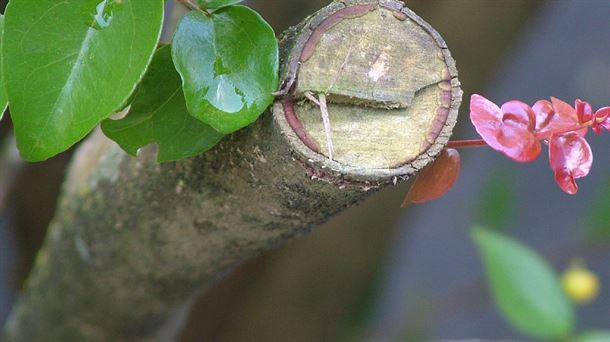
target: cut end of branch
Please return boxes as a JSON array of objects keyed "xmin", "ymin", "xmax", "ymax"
[{"xmin": 273, "ymin": 0, "xmax": 462, "ymax": 183}]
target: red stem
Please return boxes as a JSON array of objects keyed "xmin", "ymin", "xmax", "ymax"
[{"xmin": 446, "ymin": 139, "xmax": 488, "ymax": 148}]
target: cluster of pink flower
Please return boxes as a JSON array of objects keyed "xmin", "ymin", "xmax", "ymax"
[
  {"xmin": 470, "ymin": 95, "xmax": 609, "ymax": 194},
  {"xmin": 402, "ymin": 94, "xmax": 608, "ymax": 207}
]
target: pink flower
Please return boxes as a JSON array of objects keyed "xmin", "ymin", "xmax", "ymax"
[
  {"xmin": 469, "ymin": 94, "xmax": 541, "ymax": 162},
  {"xmin": 549, "ymin": 132, "xmax": 592, "ymax": 195},
  {"xmin": 407, "ymin": 94, "xmax": 607, "ymax": 205},
  {"xmin": 469, "ymin": 94, "xmax": 605, "ymax": 195}
]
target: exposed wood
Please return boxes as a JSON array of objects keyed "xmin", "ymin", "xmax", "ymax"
[{"xmin": 274, "ymin": 0, "xmax": 461, "ymax": 177}]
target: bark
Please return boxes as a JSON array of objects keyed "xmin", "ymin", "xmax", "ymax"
[{"xmin": 2, "ymin": 1, "xmax": 461, "ymax": 340}]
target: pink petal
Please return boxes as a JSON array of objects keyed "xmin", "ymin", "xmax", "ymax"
[
  {"xmin": 533, "ymin": 100, "xmax": 554, "ymax": 131},
  {"xmin": 496, "ymin": 123, "xmax": 541, "ymax": 162},
  {"xmin": 469, "ymin": 94, "xmax": 503, "ymax": 148},
  {"xmin": 575, "ymin": 99, "xmax": 593, "ymax": 124},
  {"xmin": 541, "ymin": 97, "xmax": 587, "ymax": 136},
  {"xmin": 549, "ymin": 132, "xmax": 593, "ymax": 194},
  {"xmin": 595, "ymin": 106, "xmax": 610, "ymax": 120},
  {"xmin": 501, "ymin": 100, "xmax": 535, "ymax": 131},
  {"xmin": 470, "ymin": 94, "xmax": 503, "ymax": 123},
  {"xmin": 594, "ymin": 107, "xmax": 610, "ymax": 133},
  {"xmin": 551, "ymin": 97, "xmax": 577, "ymax": 119},
  {"xmin": 553, "ymin": 168, "xmax": 578, "ymax": 195}
]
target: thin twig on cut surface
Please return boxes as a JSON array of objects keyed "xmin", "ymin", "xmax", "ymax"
[
  {"xmin": 303, "ymin": 91, "xmax": 320, "ymax": 106},
  {"xmin": 318, "ymin": 94, "xmax": 334, "ymax": 160},
  {"xmin": 304, "ymin": 91, "xmax": 334, "ymax": 160}
]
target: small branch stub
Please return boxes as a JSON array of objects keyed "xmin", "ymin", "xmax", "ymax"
[{"xmin": 273, "ymin": 0, "xmax": 462, "ymax": 184}]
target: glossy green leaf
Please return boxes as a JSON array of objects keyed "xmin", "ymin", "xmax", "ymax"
[
  {"xmin": 472, "ymin": 228, "xmax": 574, "ymax": 340},
  {"xmin": 102, "ymin": 45, "xmax": 224, "ymax": 162},
  {"xmin": 196, "ymin": 0, "xmax": 243, "ymax": 11},
  {"xmin": 575, "ymin": 330, "xmax": 610, "ymax": 342},
  {"xmin": 0, "ymin": 15, "xmax": 8, "ymax": 121},
  {"xmin": 172, "ymin": 6, "xmax": 278, "ymax": 134},
  {"xmin": 3, "ymin": 0, "xmax": 164, "ymax": 161}
]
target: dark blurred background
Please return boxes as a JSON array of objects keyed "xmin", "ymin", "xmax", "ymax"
[{"xmin": 1, "ymin": 0, "xmax": 608, "ymax": 341}]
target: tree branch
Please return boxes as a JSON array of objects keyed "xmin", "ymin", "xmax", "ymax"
[{"xmin": 2, "ymin": 1, "xmax": 461, "ymax": 340}]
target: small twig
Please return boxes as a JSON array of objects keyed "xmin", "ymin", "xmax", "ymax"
[
  {"xmin": 318, "ymin": 94, "xmax": 334, "ymax": 160},
  {"xmin": 303, "ymin": 91, "xmax": 321, "ymax": 106},
  {"xmin": 304, "ymin": 92, "xmax": 334, "ymax": 160}
]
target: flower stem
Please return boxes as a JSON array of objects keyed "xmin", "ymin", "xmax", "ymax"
[{"xmin": 446, "ymin": 139, "xmax": 488, "ymax": 148}]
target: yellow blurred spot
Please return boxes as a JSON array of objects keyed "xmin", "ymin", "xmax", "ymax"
[{"xmin": 561, "ymin": 264, "xmax": 600, "ymax": 304}]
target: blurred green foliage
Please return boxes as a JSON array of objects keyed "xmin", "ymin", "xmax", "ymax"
[
  {"xmin": 575, "ymin": 330, "xmax": 610, "ymax": 342},
  {"xmin": 583, "ymin": 179, "xmax": 610, "ymax": 244},
  {"xmin": 475, "ymin": 172, "xmax": 517, "ymax": 231},
  {"xmin": 473, "ymin": 228, "xmax": 574, "ymax": 341}
]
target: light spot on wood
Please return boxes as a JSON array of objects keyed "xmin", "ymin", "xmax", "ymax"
[
  {"xmin": 175, "ymin": 179, "xmax": 185, "ymax": 194},
  {"xmin": 392, "ymin": 10, "xmax": 407, "ymax": 21},
  {"xmin": 368, "ymin": 50, "xmax": 390, "ymax": 82}
]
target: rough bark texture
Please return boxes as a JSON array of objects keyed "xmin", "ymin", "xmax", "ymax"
[{"xmin": 2, "ymin": 1, "xmax": 461, "ymax": 340}]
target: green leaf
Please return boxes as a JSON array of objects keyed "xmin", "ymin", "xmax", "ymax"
[
  {"xmin": 102, "ymin": 45, "xmax": 224, "ymax": 162},
  {"xmin": 172, "ymin": 6, "xmax": 279, "ymax": 134},
  {"xmin": 3, "ymin": 0, "xmax": 164, "ymax": 161},
  {"xmin": 575, "ymin": 330, "xmax": 610, "ymax": 342},
  {"xmin": 0, "ymin": 15, "xmax": 8, "ymax": 121},
  {"xmin": 472, "ymin": 228, "xmax": 574, "ymax": 340},
  {"xmin": 196, "ymin": 0, "xmax": 243, "ymax": 11}
]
